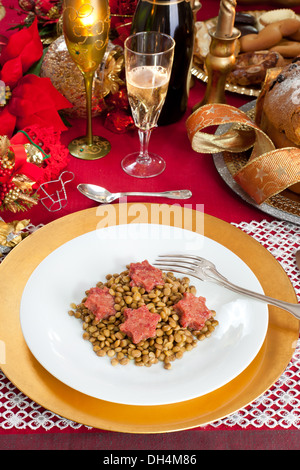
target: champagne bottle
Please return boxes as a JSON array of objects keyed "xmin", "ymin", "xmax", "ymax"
[{"xmin": 131, "ymin": 0, "xmax": 194, "ymax": 125}]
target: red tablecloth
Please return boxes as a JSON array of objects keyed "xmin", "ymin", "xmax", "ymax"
[
  {"xmin": 3, "ymin": 1, "xmax": 296, "ymax": 228},
  {"xmin": 1, "ymin": 0, "xmax": 300, "ymax": 451}
]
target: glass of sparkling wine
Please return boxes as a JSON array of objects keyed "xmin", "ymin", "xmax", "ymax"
[
  {"xmin": 63, "ymin": 0, "xmax": 111, "ymax": 160},
  {"xmin": 121, "ymin": 31, "xmax": 175, "ymax": 178}
]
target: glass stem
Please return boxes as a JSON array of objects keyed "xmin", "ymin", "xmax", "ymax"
[
  {"xmin": 137, "ymin": 129, "xmax": 152, "ymax": 164},
  {"xmin": 83, "ymin": 71, "xmax": 94, "ymax": 146}
]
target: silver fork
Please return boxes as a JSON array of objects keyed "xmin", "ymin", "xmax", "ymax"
[{"xmin": 154, "ymin": 254, "xmax": 300, "ymax": 320}]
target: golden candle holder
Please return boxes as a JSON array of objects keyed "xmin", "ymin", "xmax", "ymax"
[
  {"xmin": 192, "ymin": 0, "xmax": 239, "ymax": 112},
  {"xmin": 193, "ymin": 27, "xmax": 240, "ymax": 111}
]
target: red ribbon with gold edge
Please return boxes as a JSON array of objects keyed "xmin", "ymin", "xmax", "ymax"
[
  {"xmin": 186, "ymin": 103, "xmax": 300, "ymax": 204},
  {"xmin": 12, "ymin": 144, "xmax": 43, "ymax": 181},
  {"xmin": 0, "ymin": 143, "xmax": 43, "ymax": 186}
]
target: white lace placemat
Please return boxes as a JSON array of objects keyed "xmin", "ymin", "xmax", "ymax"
[
  {"xmin": 210, "ymin": 219, "xmax": 300, "ymax": 430},
  {"xmin": 0, "ymin": 219, "xmax": 299, "ymax": 432}
]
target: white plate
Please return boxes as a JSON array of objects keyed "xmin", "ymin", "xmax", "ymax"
[{"xmin": 20, "ymin": 224, "xmax": 268, "ymax": 406}]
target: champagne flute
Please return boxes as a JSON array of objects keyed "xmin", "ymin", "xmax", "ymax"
[
  {"xmin": 121, "ymin": 32, "xmax": 175, "ymax": 178},
  {"xmin": 63, "ymin": 0, "xmax": 111, "ymax": 160}
]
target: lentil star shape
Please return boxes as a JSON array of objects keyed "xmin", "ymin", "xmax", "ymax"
[
  {"xmin": 84, "ymin": 286, "xmax": 115, "ymax": 321},
  {"xmin": 129, "ymin": 260, "xmax": 164, "ymax": 292},
  {"xmin": 120, "ymin": 305, "xmax": 161, "ymax": 344},
  {"xmin": 174, "ymin": 292, "xmax": 212, "ymax": 330}
]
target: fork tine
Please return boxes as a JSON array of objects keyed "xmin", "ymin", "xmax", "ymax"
[
  {"xmin": 157, "ymin": 254, "xmax": 204, "ymax": 264},
  {"xmin": 153, "ymin": 261, "xmax": 195, "ymax": 275},
  {"xmin": 153, "ymin": 261, "xmax": 195, "ymax": 272},
  {"xmin": 156, "ymin": 254, "xmax": 228, "ymax": 284},
  {"xmin": 153, "ymin": 261, "xmax": 206, "ymax": 282},
  {"xmin": 156, "ymin": 255, "xmax": 199, "ymax": 268},
  {"xmin": 157, "ymin": 254, "xmax": 201, "ymax": 259},
  {"xmin": 153, "ymin": 264, "xmax": 195, "ymax": 277}
]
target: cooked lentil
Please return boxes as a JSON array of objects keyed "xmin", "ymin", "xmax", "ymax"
[{"xmin": 68, "ymin": 266, "xmax": 218, "ymax": 369}]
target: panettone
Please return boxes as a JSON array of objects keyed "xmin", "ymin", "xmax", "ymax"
[
  {"xmin": 256, "ymin": 59, "xmax": 300, "ymax": 147},
  {"xmin": 256, "ymin": 59, "xmax": 300, "ymax": 193}
]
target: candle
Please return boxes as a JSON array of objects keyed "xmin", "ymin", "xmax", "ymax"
[
  {"xmin": 77, "ymin": 4, "xmax": 97, "ymax": 30},
  {"xmin": 64, "ymin": 2, "xmax": 108, "ymax": 40},
  {"xmin": 215, "ymin": 0, "xmax": 237, "ymax": 38}
]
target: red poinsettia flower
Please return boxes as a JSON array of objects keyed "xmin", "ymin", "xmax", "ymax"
[
  {"xmin": 1, "ymin": 74, "xmax": 72, "ymax": 137},
  {"xmin": 0, "ymin": 18, "xmax": 43, "ymax": 87},
  {"xmin": 0, "ymin": 18, "xmax": 72, "ymax": 137}
]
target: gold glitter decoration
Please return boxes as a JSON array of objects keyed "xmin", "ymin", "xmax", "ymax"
[
  {"xmin": 102, "ymin": 48, "xmax": 124, "ymax": 97},
  {"xmin": 24, "ymin": 143, "xmax": 45, "ymax": 166},
  {"xmin": 0, "ymin": 219, "xmax": 30, "ymax": 260},
  {"xmin": 3, "ymin": 188, "xmax": 21, "ymax": 205},
  {"xmin": 0, "ymin": 136, "xmax": 10, "ymax": 158},
  {"xmin": 0, "ymin": 85, "xmax": 12, "ymax": 107},
  {"xmin": 12, "ymin": 174, "xmax": 35, "ymax": 193},
  {"xmin": 40, "ymin": 35, "xmax": 124, "ymax": 118}
]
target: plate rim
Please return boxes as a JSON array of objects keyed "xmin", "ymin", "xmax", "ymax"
[{"xmin": 0, "ymin": 204, "xmax": 298, "ymax": 433}]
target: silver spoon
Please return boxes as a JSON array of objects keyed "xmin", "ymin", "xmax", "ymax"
[{"xmin": 77, "ymin": 183, "xmax": 192, "ymax": 204}]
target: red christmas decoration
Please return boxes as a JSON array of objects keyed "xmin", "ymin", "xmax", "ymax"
[
  {"xmin": 0, "ymin": 125, "xmax": 70, "ymax": 212},
  {"xmin": 0, "ymin": 18, "xmax": 72, "ymax": 138}
]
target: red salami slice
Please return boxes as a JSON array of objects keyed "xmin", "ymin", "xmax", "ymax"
[
  {"xmin": 84, "ymin": 286, "xmax": 115, "ymax": 321},
  {"xmin": 129, "ymin": 260, "xmax": 164, "ymax": 292},
  {"xmin": 120, "ymin": 305, "xmax": 160, "ymax": 344},
  {"xmin": 174, "ymin": 292, "xmax": 212, "ymax": 330}
]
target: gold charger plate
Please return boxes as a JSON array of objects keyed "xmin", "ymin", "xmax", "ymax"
[{"xmin": 0, "ymin": 204, "xmax": 299, "ymax": 433}]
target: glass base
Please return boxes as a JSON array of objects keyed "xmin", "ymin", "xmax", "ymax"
[
  {"xmin": 68, "ymin": 135, "xmax": 111, "ymax": 160},
  {"xmin": 121, "ymin": 152, "xmax": 166, "ymax": 178}
]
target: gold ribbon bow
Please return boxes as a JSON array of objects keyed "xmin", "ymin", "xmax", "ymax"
[
  {"xmin": 0, "ymin": 219, "xmax": 30, "ymax": 248},
  {"xmin": 186, "ymin": 103, "xmax": 300, "ymax": 204}
]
